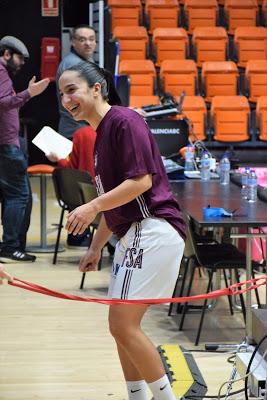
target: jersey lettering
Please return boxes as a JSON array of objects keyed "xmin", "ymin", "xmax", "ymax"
[
  {"xmin": 122, "ymin": 248, "xmax": 143, "ymax": 269},
  {"xmin": 112, "ymin": 262, "xmax": 120, "ymax": 276}
]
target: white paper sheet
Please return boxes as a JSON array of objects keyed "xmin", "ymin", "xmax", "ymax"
[{"xmin": 32, "ymin": 126, "xmax": 73, "ymax": 159}]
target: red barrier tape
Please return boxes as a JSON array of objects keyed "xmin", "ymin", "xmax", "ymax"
[{"xmin": 8, "ymin": 275, "xmax": 267, "ymax": 305}]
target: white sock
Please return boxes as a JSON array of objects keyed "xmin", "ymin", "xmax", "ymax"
[
  {"xmin": 148, "ymin": 375, "xmax": 177, "ymax": 400},
  {"xmin": 126, "ymin": 379, "xmax": 149, "ymax": 400}
]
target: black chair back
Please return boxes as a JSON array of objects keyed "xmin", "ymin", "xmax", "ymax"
[
  {"xmin": 52, "ymin": 168, "xmax": 92, "ymax": 211},
  {"xmin": 51, "ymin": 168, "xmax": 93, "ymax": 265}
]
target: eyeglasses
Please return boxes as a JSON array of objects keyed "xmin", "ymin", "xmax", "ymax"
[{"xmin": 73, "ymin": 36, "xmax": 96, "ymax": 44}]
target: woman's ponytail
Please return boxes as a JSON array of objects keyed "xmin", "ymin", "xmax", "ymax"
[{"xmin": 65, "ymin": 61, "xmax": 121, "ymax": 106}]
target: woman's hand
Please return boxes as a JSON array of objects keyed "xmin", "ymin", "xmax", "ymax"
[
  {"xmin": 45, "ymin": 152, "xmax": 60, "ymax": 163},
  {"xmin": 65, "ymin": 202, "xmax": 98, "ymax": 235},
  {"xmin": 79, "ymin": 247, "xmax": 102, "ymax": 272},
  {"xmin": 0, "ymin": 265, "xmax": 13, "ymax": 284}
]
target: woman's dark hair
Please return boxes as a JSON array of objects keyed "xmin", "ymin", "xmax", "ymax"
[{"xmin": 66, "ymin": 61, "xmax": 121, "ymax": 106}]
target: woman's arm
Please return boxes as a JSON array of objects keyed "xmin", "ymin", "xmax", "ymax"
[
  {"xmin": 79, "ymin": 215, "xmax": 112, "ymax": 272},
  {"xmin": 66, "ymin": 174, "xmax": 152, "ymax": 235}
]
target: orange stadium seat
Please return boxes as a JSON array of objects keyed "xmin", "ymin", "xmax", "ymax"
[
  {"xmin": 108, "ymin": 0, "xmax": 142, "ymax": 30},
  {"xmin": 113, "ymin": 26, "xmax": 148, "ymax": 60},
  {"xmin": 160, "ymin": 59, "xmax": 198, "ymax": 97},
  {"xmin": 201, "ymin": 61, "xmax": 239, "ymax": 102},
  {"xmin": 192, "ymin": 27, "xmax": 228, "ymax": 67},
  {"xmin": 119, "ymin": 59, "xmax": 158, "ymax": 107},
  {"xmin": 184, "ymin": 0, "xmax": 218, "ymax": 35},
  {"xmin": 245, "ymin": 60, "xmax": 267, "ymax": 103},
  {"xmin": 129, "ymin": 95, "xmax": 161, "ymax": 108},
  {"xmin": 256, "ymin": 96, "xmax": 267, "ymax": 141},
  {"xmin": 234, "ymin": 27, "xmax": 267, "ymax": 68},
  {"xmin": 224, "ymin": 0, "xmax": 258, "ymax": 35},
  {"xmin": 152, "ymin": 28, "xmax": 189, "ymax": 66},
  {"xmin": 210, "ymin": 96, "xmax": 250, "ymax": 142},
  {"xmin": 145, "ymin": 0, "xmax": 179, "ymax": 33},
  {"xmin": 262, "ymin": 0, "xmax": 267, "ymax": 26},
  {"xmin": 179, "ymin": 96, "xmax": 207, "ymax": 141}
]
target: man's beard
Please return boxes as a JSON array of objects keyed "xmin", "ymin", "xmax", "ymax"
[{"xmin": 6, "ymin": 57, "xmax": 20, "ymax": 76}]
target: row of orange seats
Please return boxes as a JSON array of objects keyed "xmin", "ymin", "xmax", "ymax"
[
  {"xmin": 113, "ymin": 26, "xmax": 267, "ymax": 68},
  {"xmin": 107, "ymin": 0, "xmax": 267, "ymax": 35},
  {"xmin": 119, "ymin": 58, "xmax": 267, "ymax": 104},
  {"xmin": 138, "ymin": 95, "xmax": 267, "ymax": 143}
]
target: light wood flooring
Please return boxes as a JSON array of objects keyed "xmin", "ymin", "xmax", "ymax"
[{"xmin": 0, "ymin": 177, "xmax": 266, "ymax": 400}]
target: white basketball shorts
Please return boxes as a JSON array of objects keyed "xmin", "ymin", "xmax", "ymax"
[{"xmin": 108, "ymin": 217, "xmax": 185, "ymax": 300}]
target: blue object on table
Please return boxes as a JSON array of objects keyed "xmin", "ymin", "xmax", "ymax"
[{"xmin": 203, "ymin": 207, "xmax": 233, "ymax": 219}]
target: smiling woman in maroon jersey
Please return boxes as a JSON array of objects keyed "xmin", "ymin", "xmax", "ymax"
[{"xmin": 58, "ymin": 61, "xmax": 186, "ymax": 400}]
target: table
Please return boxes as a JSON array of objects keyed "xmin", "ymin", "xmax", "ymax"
[{"xmin": 171, "ymin": 179, "xmax": 267, "ymax": 343}]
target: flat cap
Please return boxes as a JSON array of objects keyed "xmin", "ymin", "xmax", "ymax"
[{"xmin": 0, "ymin": 36, "xmax": 29, "ymax": 58}]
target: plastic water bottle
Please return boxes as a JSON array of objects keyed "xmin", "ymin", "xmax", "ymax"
[
  {"xmin": 184, "ymin": 145, "xmax": 195, "ymax": 171},
  {"xmin": 201, "ymin": 152, "xmax": 211, "ymax": 181},
  {"xmin": 241, "ymin": 167, "xmax": 250, "ymax": 199},
  {"xmin": 247, "ymin": 169, "xmax": 257, "ymax": 202},
  {"xmin": 219, "ymin": 154, "xmax": 230, "ymax": 185}
]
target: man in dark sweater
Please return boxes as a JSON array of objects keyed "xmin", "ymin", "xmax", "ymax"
[{"xmin": 0, "ymin": 36, "xmax": 49, "ymax": 262}]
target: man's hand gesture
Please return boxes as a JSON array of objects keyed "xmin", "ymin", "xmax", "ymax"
[{"xmin": 28, "ymin": 76, "xmax": 50, "ymax": 97}]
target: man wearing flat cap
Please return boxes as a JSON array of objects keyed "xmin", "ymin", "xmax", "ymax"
[{"xmin": 0, "ymin": 35, "xmax": 49, "ymax": 263}]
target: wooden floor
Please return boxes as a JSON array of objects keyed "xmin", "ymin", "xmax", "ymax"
[{"xmin": 0, "ymin": 177, "xmax": 265, "ymax": 400}]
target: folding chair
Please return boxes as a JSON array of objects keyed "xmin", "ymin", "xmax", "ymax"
[
  {"xmin": 234, "ymin": 27, "xmax": 267, "ymax": 68},
  {"xmin": 245, "ymin": 60, "xmax": 267, "ymax": 103},
  {"xmin": 201, "ymin": 61, "xmax": 239, "ymax": 102},
  {"xmin": 160, "ymin": 59, "xmax": 198, "ymax": 97},
  {"xmin": 184, "ymin": 0, "xmax": 218, "ymax": 34},
  {"xmin": 192, "ymin": 27, "xmax": 228, "ymax": 67},
  {"xmin": 179, "ymin": 216, "xmax": 261, "ymax": 346},
  {"xmin": 210, "ymin": 96, "xmax": 250, "ymax": 142},
  {"xmin": 152, "ymin": 27, "xmax": 189, "ymax": 66},
  {"xmin": 78, "ymin": 182, "xmax": 102, "ymax": 290},
  {"xmin": 113, "ymin": 26, "xmax": 148, "ymax": 60},
  {"xmin": 52, "ymin": 168, "xmax": 94, "ymax": 265}
]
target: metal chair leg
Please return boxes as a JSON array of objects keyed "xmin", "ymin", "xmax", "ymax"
[
  {"xmin": 179, "ymin": 264, "xmax": 196, "ymax": 331},
  {"xmin": 53, "ymin": 208, "xmax": 65, "ymax": 265},
  {"xmin": 223, "ymin": 269, "xmax": 234, "ymax": 315},
  {"xmin": 168, "ymin": 273, "xmax": 180, "ymax": 316},
  {"xmin": 80, "ymin": 226, "xmax": 104, "ymax": 289},
  {"xmin": 80, "ymin": 272, "xmax": 86, "ymax": 290},
  {"xmin": 195, "ymin": 271, "xmax": 214, "ymax": 346},
  {"xmin": 234, "ymin": 269, "xmax": 246, "ymax": 323},
  {"xmin": 176, "ymin": 256, "xmax": 194, "ymax": 314},
  {"xmin": 252, "ymin": 270, "xmax": 261, "ymax": 309}
]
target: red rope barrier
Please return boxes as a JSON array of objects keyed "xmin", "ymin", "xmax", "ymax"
[{"xmin": 8, "ymin": 275, "xmax": 267, "ymax": 305}]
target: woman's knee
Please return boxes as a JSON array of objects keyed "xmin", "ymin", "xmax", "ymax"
[
  {"xmin": 108, "ymin": 314, "xmax": 138, "ymax": 344},
  {"xmin": 109, "ymin": 315, "xmax": 127, "ymax": 341},
  {"xmin": 108, "ymin": 304, "xmax": 147, "ymax": 343}
]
